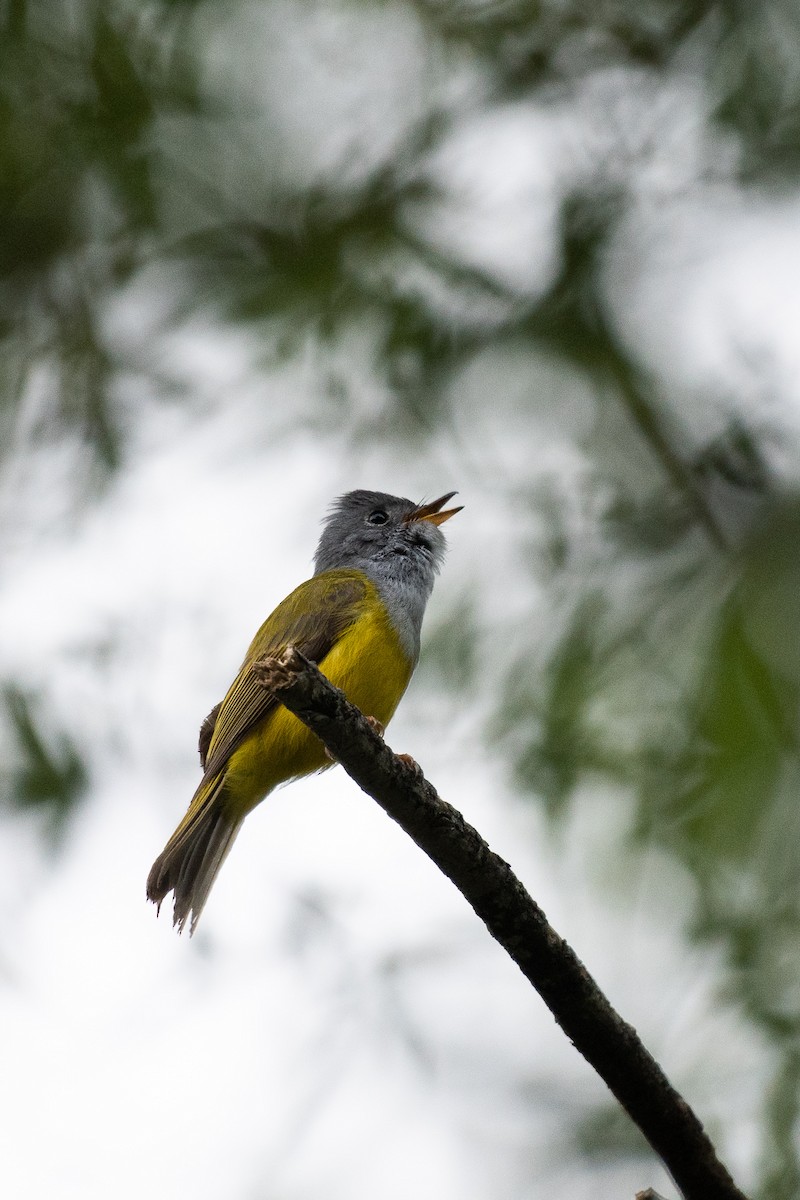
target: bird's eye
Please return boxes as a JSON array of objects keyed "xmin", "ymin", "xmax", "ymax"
[{"xmin": 367, "ymin": 509, "xmax": 389, "ymax": 526}]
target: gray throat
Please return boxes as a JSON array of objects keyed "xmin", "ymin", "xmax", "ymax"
[{"xmin": 358, "ymin": 556, "xmax": 435, "ymax": 664}]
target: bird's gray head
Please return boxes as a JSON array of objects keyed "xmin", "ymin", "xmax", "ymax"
[{"xmin": 314, "ymin": 489, "xmax": 461, "ymax": 603}]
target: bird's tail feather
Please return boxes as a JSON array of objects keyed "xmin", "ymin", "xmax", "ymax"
[{"xmin": 146, "ymin": 773, "xmax": 244, "ymax": 935}]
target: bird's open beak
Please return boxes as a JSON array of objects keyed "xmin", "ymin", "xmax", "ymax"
[{"xmin": 407, "ymin": 491, "xmax": 463, "ymax": 527}]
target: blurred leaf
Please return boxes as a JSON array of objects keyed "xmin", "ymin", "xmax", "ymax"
[
  {"xmin": 498, "ymin": 594, "xmax": 607, "ymax": 813},
  {"xmin": 693, "ymin": 419, "xmax": 770, "ymax": 498},
  {"xmin": 379, "ymin": 292, "xmax": 470, "ymax": 426},
  {"xmin": 0, "ymin": 68, "xmax": 80, "ymax": 278},
  {"xmin": 642, "ymin": 600, "xmax": 791, "ymax": 864},
  {"xmin": 91, "ymin": 11, "xmax": 153, "ymax": 134},
  {"xmin": 56, "ymin": 288, "xmax": 120, "ymax": 471},
  {"xmin": 3, "ymin": 686, "xmax": 88, "ymax": 835},
  {"xmin": 414, "ymin": 0, "xmax": 719, "ymax": 88},
  {"xmin": 526, "ymin": 193, "xmax": 725, "ymax": 547},
  {"xmin": 180, "ymin": 179, "xmax": 401, "ymax": 330},
  {"xmin": 713, "ymin": 3, "xmax": 800, "ymax": 179},
  {"xmin": 82, "ymin": 11, "xmax": 157, "ymax": 228}
]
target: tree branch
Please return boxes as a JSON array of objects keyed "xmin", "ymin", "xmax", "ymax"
[{"xmin": 253, "ymin": 647, "xmax": 749, "ymax": 1200}]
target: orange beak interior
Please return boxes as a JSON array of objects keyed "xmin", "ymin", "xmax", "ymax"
[{"xmin": 408, "ymin": 491, "xmax": 463, "ymax": 527}]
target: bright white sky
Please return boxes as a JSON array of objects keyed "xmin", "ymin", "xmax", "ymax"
[{"xmin": 3, "ymin": 3, "xmax": 800, "ymax": 1197}]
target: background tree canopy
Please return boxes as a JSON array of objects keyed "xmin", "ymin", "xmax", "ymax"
[{"xmin": 3, "ymin": 1, "xmax": 800, "ymax": 1197}]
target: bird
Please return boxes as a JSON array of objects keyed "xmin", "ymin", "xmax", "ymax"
[{"xmin": 146, "ymin": 488, "xmax": 462, "ymax": 934}]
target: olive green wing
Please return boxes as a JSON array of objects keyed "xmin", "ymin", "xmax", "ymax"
[
  {"xmin": 198, "ymin": 702, "xmax": 221, "ymax": 768},
  {"xmin": 201, "ymin": 572, "xmax": 367, "ymax": 780}
]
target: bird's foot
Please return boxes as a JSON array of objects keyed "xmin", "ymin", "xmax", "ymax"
[{"xmin": 396, "ymin": 752, "xmax": 424, "ymax": 778}]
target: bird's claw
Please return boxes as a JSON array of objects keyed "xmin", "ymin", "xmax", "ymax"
[{"xmin": 396, "ymin": 752, "xmax": 424, "ymax": 778}]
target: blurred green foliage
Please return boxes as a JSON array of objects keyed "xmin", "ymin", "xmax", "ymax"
[
  {"xmin": 4, "ymin": 0, "xmax": 800, "ymax": 1194},
  {"xmin": 2, "ymin": 686, "xmax": 87, "ymax": 833}
]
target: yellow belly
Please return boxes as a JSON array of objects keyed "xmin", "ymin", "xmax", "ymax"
[{"xmin": 223, "ymin": 597, "xmax": 413, "ymax": 814}]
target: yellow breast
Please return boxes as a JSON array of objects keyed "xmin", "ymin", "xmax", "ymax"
[{"xmin": 223, "ymin": 582, "xmax": 413, "ymax": 814}]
